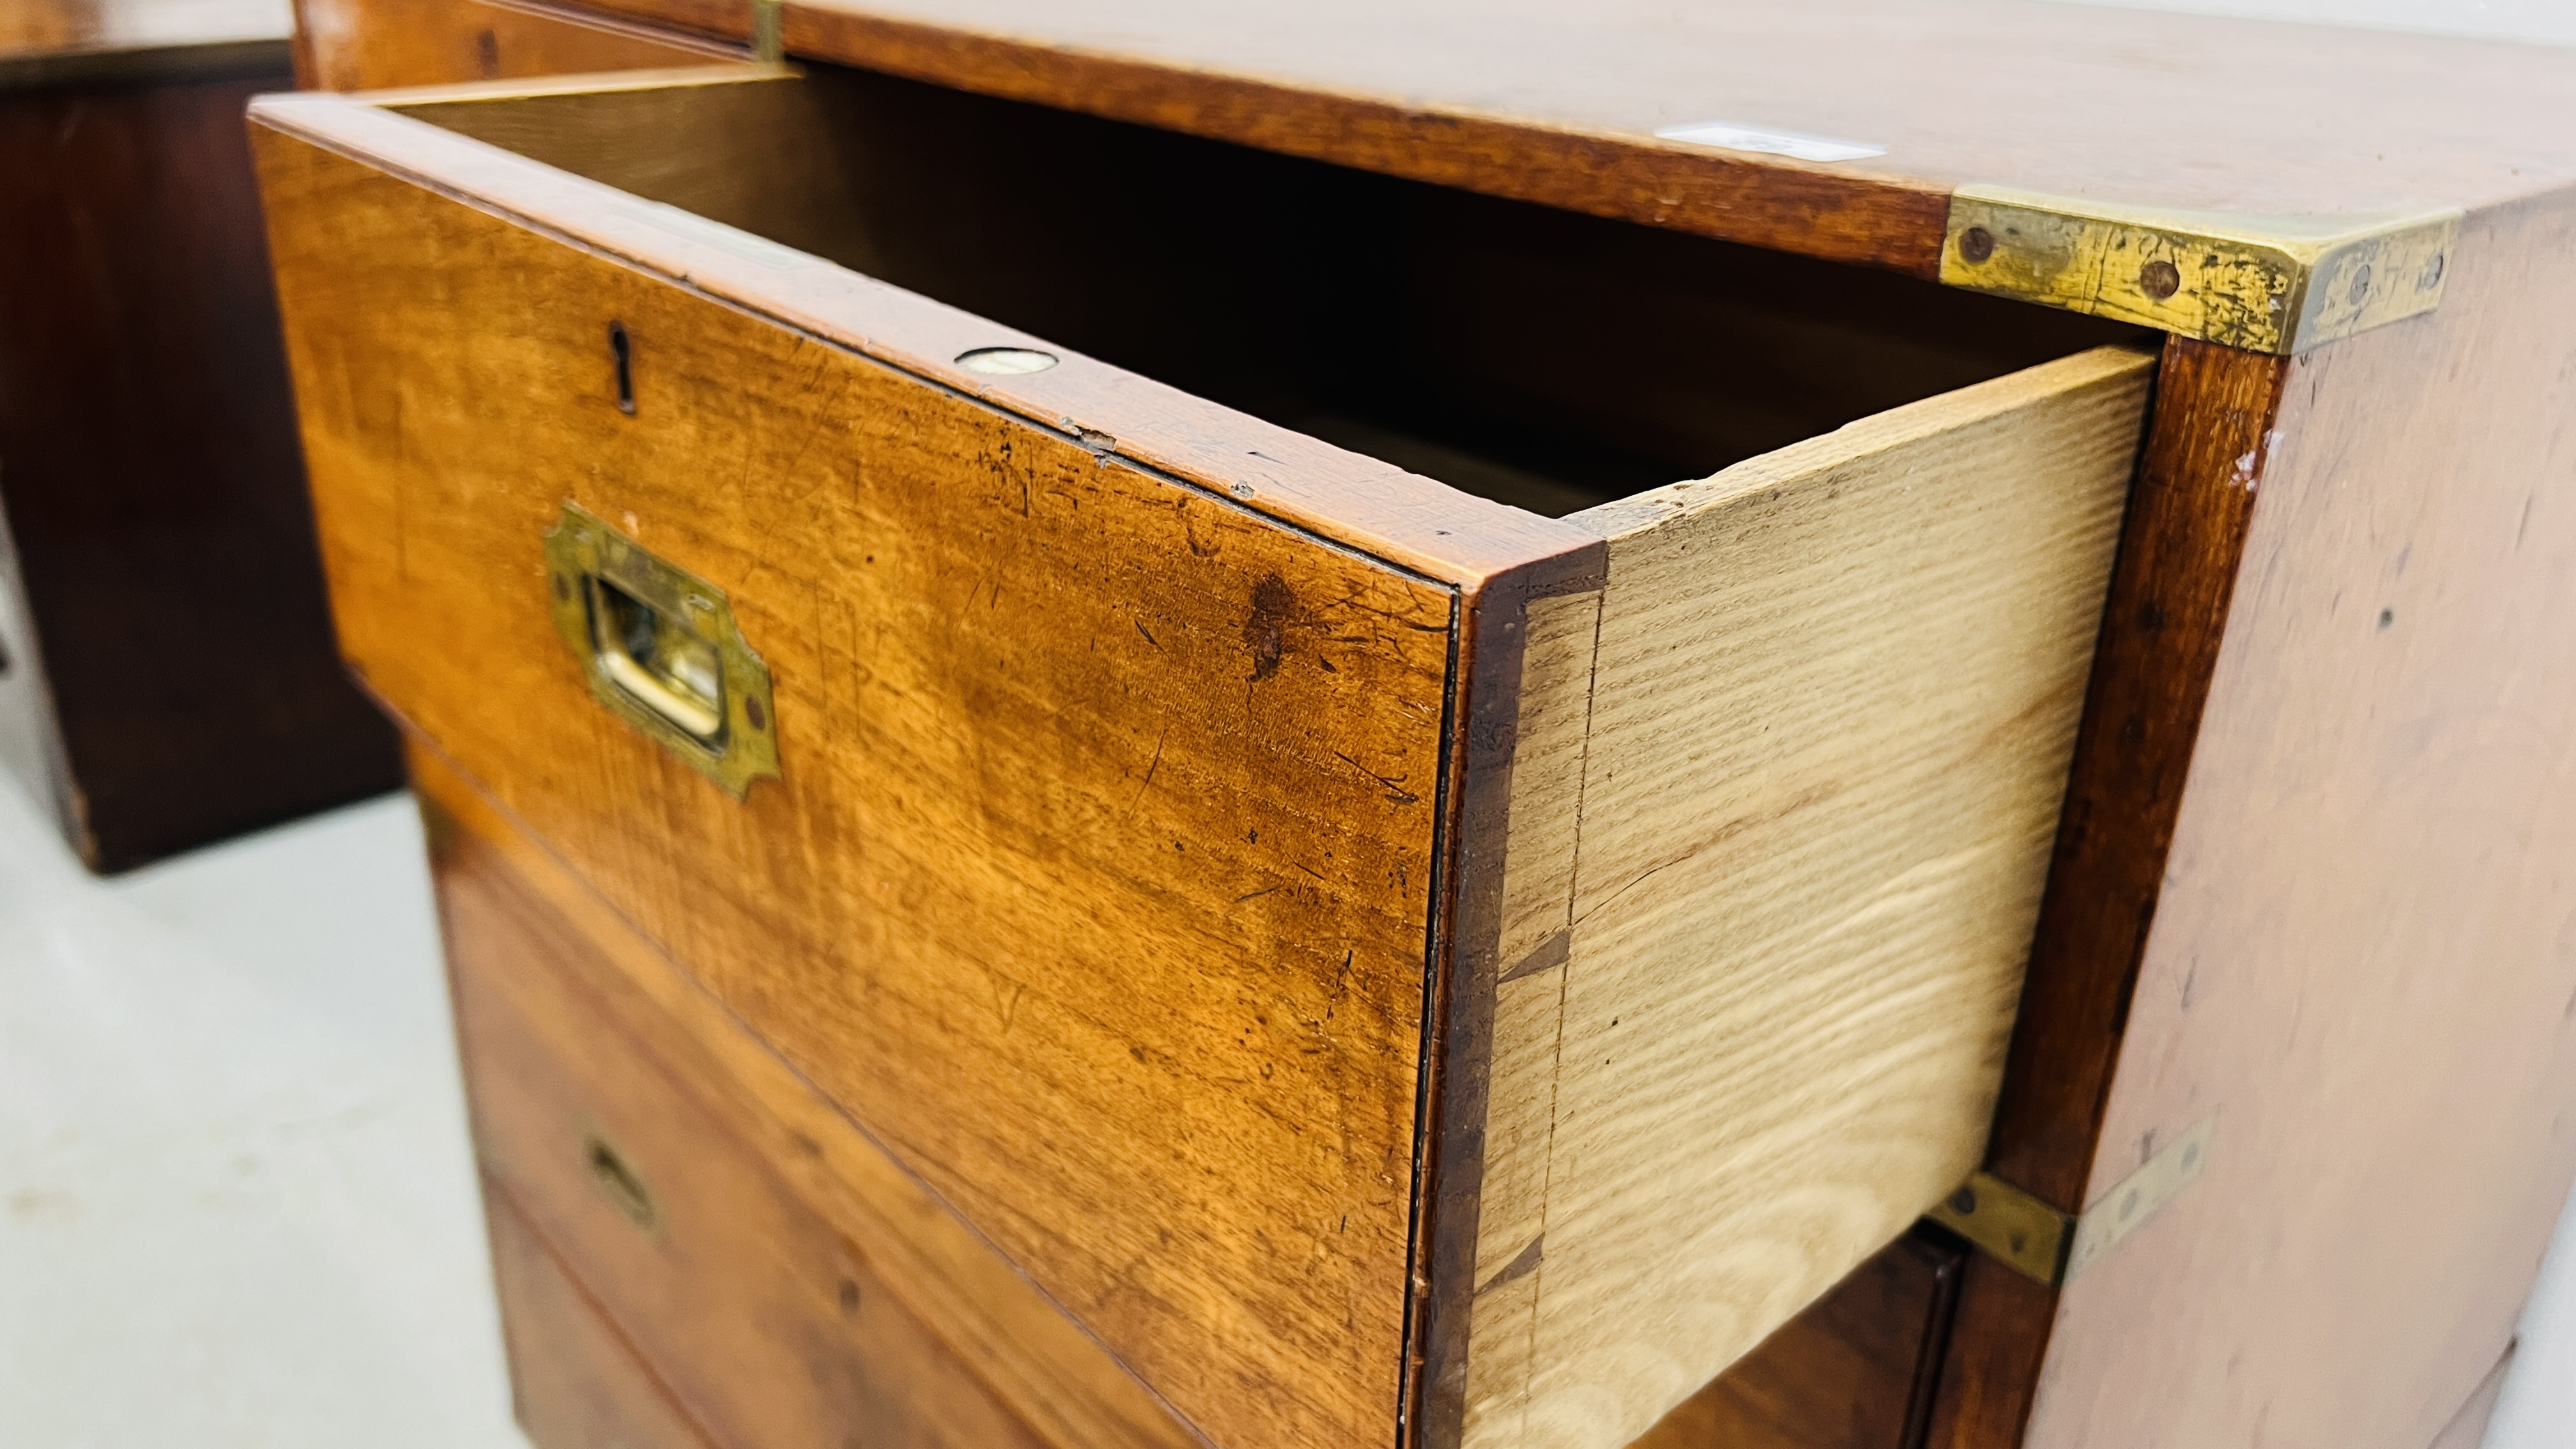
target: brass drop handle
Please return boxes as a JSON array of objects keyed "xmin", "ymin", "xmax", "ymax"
[{"xmin": 542, "ymin": 502, "xmax": 780, "ymax": 797}]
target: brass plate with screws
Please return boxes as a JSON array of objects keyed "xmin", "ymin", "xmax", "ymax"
[
  {"xmin": 1926, "ymin": 1116, "xmax": 2216, "ymax": 1287},
  {"xmin": 1943, "ymin": 186, "xmax": 2458, "ymax": 355},
  {"xmin": 542, "ymin": 502, "xmax": 780, "ymax": 798}
]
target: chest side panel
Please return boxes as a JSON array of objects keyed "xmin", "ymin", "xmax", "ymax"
[{"xmin": 259, "ymin": 130, "xmax": 1453, "ymax": 1449}]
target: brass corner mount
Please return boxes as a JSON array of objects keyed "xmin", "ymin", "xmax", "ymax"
[
  {"xmin": 1926, "ymin": 1117, "xmax": 2216, "ymax": 1287},
  {"xmin": 1942, "ymin": 186, "xmax": 2460, "ymax": 355}
]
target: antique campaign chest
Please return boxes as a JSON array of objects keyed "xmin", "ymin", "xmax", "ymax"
[
  {"xmin": 261, "ymin": 5, "xmax": 2576, "ymax": 1449},
  {"xmin": 0, "ymin": 0, "xmax": 399, "ymax": 869}
]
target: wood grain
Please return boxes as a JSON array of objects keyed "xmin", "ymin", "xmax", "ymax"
[
  {"xmin": 1629, "ymin": 1228, "xmax": 1966, "ymax": 1449},
  {"xmin": 0, "ymin": 66, "xmax": 399, "ymax": 870},
  {"xmin": 549, "ymin": 0, "xmax": 2576, "ymax": 273},
  {"xmin": 436, "ymin": 771, "xmax": 1084, "ymax": 1449},
  {"xmin": 1456, "ymin": 345, "xmax": 2154, "ymax": 1449},
  {"xmin": 254, "ymin": 115, "xmax": 1493, "ymax": 1449},
  {"xmin": 484, "ymin": 1180, "xmax": 726, "ymax": 1449},
  {"xmin": 293, "ymin": 0, "xmax": 735, "ymax": 92},
  {"xmin": 418, "ymin": 741, "xmax": 1205, "ymax": 1449},
  {"xmin": 1917, "ymin": 335, "xmax": 2289, "ymax": 1449},
  {"xmin": 2016, "ymin": 187, "xmax": 2576, "ymax": 1449}
]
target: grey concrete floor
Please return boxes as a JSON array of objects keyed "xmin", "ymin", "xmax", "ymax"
[{"xmin": 0, "ymin": 779, "xmax": 526, "ymax": 1449}]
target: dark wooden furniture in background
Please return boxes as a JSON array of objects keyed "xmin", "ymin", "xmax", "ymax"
[
  {"xmin": 278, "ymin": 6, "xmax": 2576, "ymax": 1449},
  {"xmin": 0, "ymin": 0, "xmax": 397, "ymax": 871}
]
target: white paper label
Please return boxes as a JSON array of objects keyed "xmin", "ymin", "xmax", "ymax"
[{"xmin": 1652, "ymin": 121, "xmax": 1885, "ymax": 164}]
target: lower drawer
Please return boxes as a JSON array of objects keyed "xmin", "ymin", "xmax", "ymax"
[
  {"xmin": 425, "ymin": 743, "xmax": 1189, "ymax": 1449},
  {"xmin": 485, "ymin": 1177, "xmax": 719, "ymax": 1449},
  {"xmin": 1630, "ymin": 1229, "xmax": 1965, "ymax": 1449}
]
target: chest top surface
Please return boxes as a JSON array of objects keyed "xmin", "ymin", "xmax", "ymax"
[{"xmin": 779, "ymin": 0, "xmax": 2576, "ymax": 218}]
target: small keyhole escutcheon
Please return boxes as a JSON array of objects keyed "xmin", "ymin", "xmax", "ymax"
[{"xmin": 609, "ymin": 321, "xmax": 636, "ymax": 415}]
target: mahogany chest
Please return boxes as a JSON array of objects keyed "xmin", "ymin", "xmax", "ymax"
[
  {"xmin": 0, "ymin": 0, "xmax": 399, "ymax": 870},
  {"xmin": 264, "ymin": 4, "xmax": 2576, "ymax": 1449}
]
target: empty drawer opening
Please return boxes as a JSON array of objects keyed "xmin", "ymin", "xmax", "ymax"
[{"xmin": 397, "ymin": 66, "xmax": 2142, "ymax": 517}]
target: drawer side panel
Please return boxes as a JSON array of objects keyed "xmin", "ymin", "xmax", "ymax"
[
  {"xmin": 258, "ymin": 128, "xmax": 1452, "ymax": 1449},
  {"xmin": 1465, "ymin": 346, "xmax": 2156, "ymax": 1449}
]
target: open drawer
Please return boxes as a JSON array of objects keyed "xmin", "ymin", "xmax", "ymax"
[{"xmin": 250, "ymin": 64, "xmax": 2152, "ymax": 1449}]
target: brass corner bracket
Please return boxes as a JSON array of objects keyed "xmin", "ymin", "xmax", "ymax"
[
  {"xmin": 1942, "ymin": 187, "xmax": 2459, "ymax": 355},
  {"xmin": 1926, "ymin": 1117, "xmax": 2215, "ymax": 1287}
]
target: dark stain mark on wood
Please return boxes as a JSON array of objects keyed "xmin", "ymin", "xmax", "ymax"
[
  {"xmin": 1498, "ymin": 928, "xmax": 1571, "ymax": 984},
  {"xmin": 1244, "ymin": 572, "xmax": 1295, "ymax": 680}
]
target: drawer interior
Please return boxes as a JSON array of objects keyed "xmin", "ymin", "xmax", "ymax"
[{"xmin": 393, "ymin": 66, "xmax": 2138, "ymax": 517}]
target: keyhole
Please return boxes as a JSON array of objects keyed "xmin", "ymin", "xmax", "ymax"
[
  {"xmin": 584, "ymin": 1133, "xmax": 656, "ymax": 1231},
  {"xmin": 609, "ymin": 321, "xmax": 636, "ymax": 415}
]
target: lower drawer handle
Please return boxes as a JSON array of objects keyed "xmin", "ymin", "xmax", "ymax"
[
  {"xmin": 583, "ymin": 1131, "xmax": 658, "ymax": 1232},
  {"xmin": 542, "ymin": 502, "xmax": 780, "ymax": 797}
]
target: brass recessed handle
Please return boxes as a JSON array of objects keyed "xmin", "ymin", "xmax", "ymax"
[
  {"xmin": 543, "ymin": 502, "xmax": 779, "ymax": 797},
  {"xmin": 589, "ymin": 574, "xmax": 724, "ymax": 740}
]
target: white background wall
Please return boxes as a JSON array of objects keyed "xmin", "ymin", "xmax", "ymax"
[{"xmin": 2073, "ymin": 0, "xmax": 2576, "ymax": 45}]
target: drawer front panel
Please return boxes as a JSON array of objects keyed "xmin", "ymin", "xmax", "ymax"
[
  {"xmin": 442, "ymin": 783, "xmax": 1064, "ymax": 1449},
  {"xmin": 259, "ymin": 126, "xmax": 1448, "ymax": 1448},
  {"xmin": 420, "ymin": 742, "xmax": 1202, "ymax": 1449}
]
